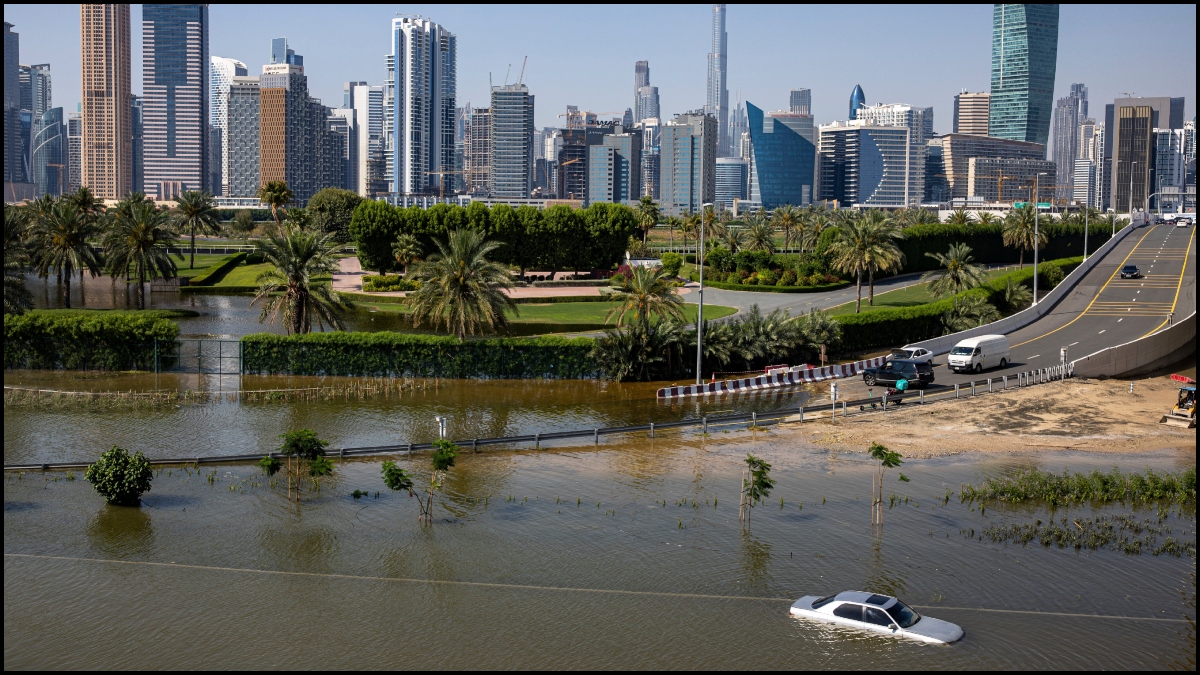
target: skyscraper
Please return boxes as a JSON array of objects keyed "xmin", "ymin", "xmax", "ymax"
[
  {"xmin": 1050, "ymin": 83, "xmax": 1087, "ymax": 199},
  {"xmin": 634, "ymin": 60, "xmax": 651, "ymax": 121},
  {"xmin": 131, "ymin": 95, "xmax": 143, "ymax": 194},
  {"xmin": 4, "ymin": 22, "xmax": 21, "ymax": 189},
  {"xmin": 142, "ymin": 4, "xmax": 209, "ymax": 200},
  {"xmin": 80, "ymin": 4, "xmax": 133, "ymax": 200},
  {"xmin": 346, "ymin": 82, "xmax": 385, "ymax": 197},
  {"xmin": 715, "ymin": 157, "xmax": 747, "ymax": 208},
  {"xmin": 789, "ymin": 89, "xmax": 811, "ymax": 116},
  {"xmin": 989, "ymin": 4, "xmax": 1059, "ymax": 148},
  {"xmin": 67, "ymin": 110, "xmax": 81, "ymax": 194},
  {"xmin": 489, "ymin": 84, "xmax": 534, "ymax": 199},
  {"xmin": 848, "ymin": 84, "xmax": 865, "ymax": 120},
  {"xmin": 706, "ymin": 5, "xmax": 729, "ymax": 156},
  {"xmin": 387, "ymin": 16, "xmax": 456, "ymax": 196},
  {"xmin": 636, "ymin": 86, "xmax": 660, "ymax": 124},
  {"xmin": 211, "ymin": 56, "xmax": 248, "ymax": 196},
  {"xmin": 19, "ymin": 63, "xmax": 51, "ymax": 119},
  {"xmin": 938, "ymin": 133, "xmax": 1045, "ymax": 199},
  {"xmin": 259, "ymin": 58, "xmax": 342, "ymax": 205},
  {"xmin": 225, "ymin": 75, "xmax": 260, "ymax": 197},
  {"xmin": 587, "ymin": 130, "xmax": 641, "ymax": 205},
  {"xmin": 463, "ymin": 106, "xmax": 490, "ymax": 196},
  {"xmin": 854, "ymin": 103, "xmax": 928, "ymax": 207},
  {"xmin": 746, "ymin": 103, "xmax": 815, "ymax": 209},
  {"xmin": 1108, "ymin": 96, "xmax": 1186, "ymax": 213},
  {"xmin": 31, "ymin": 107, "xmax": 65, "ymax": 196},
  {"xmin": 817, "ymin": 122, "xmax": 912, "ymax": 208},
  {"xmin": 659, "ymin": 111, "xmax": 716, "ymax": 216},
  {"xmin": 953, "ymin": 91, "xmax": 990, "ymax": 136}
]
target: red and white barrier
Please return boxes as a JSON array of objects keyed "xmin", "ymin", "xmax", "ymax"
[{"xmin": 656, "ymin": 356, "xmax": 888, "ymax": 399}]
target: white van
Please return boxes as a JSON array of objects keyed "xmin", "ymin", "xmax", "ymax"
[{"xmin": 947, "ymin": 335, "xmax": 1010, "ymax": 374}]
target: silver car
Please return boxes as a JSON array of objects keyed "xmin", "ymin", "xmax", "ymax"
[{"xmin": 789, "ymin": 591, "xmax": 963, "ymax": 644}]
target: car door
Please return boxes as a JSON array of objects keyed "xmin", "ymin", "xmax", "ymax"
[
  {"xmin": 863, "ymin": 607, "xmax": 896, "ymax": 635},
  {"xmin": 831, "ymin": 603, "xmax": 864, "ymax": 629}
]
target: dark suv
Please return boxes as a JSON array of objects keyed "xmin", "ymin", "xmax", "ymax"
[
  {"xmin": 1120, "ymin": 264, "xmax": 1142, "ymax": 279},
  {"xmin": 862, "ymin": 359, "xmax": 935, "ymax": 389}
]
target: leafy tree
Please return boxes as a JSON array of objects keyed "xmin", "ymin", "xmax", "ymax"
[
  {"xmin": 257, "ymin": 181, "xmax": 294, "ymax": 227},
  {"xmin": 172, "ymin": 191, "xmax": 220, "ymax": 269},
  {"xmin": 103, "ymin": 202, "xmax": 180, "ymax": 309},
  {"xmin": 391, "ymin": 234, "xmax": 423, "ymax": 275},
  {"xmin": 941, "ymin": 294, "xmax": 1001, "ymax": 334},
  {"xmin": 605, "ymin": 265, "xmax": 684, "ymax": 328},
  {"xmin": 920, "ymin": 242, "xmax": 987, "ymax": 309},
  {"xmin": 230, "ymin": 210, "xmax": 257, "ymax": 239},
  {"xmin": 740, "ymin": 454, "xmax": 775, "ymax": 530},
  {"xmin": 31, "ymin": 201, "xmax": 103, "ymax": 309},
  {"xmin": 633, "ymin": 195, "xmax": 660, "ymax": 242},
  {"xmin": 584, "ymin": 202, "xmax": 639, "ymax": 271},
  {"xmin": 307, "ymin": 187, "xmax": 363, "ymax": 243},
  {"xmin": 1039, "ymin": 262, "xmax": 1064, "ymax": 291},
  {"xmin": 514, "ymin": 205, "xmax": 546, "ymax": 276},
  {"xmin": 659, "ymin": 252, "xmax": 683, "ymax": 278},
  {"xmin": 464, "ymin": 200, "xmax": 492, "ymax": 235},
  {"xmin": 4, "ymin": 207, "xmax": 32, "ymax": 315},
  {"xmin": 869, "ymin": 442, "xmax": 902, "ymax": 526},
  {"xmin": 251, "ymin": 225, "xmax": 352, "ymax": 334},
  {"xmin": 1002, "ymin": 205, "xmax": 1046, "ymax": 268},
  {"xmin": 541, "ymin": 204, "xmax": 580, "ymax": 274},
  {"xmin": 704, "ymin": 246, "xmax": 733, "ymax": 273},
  {"xmin": 275, "ymin": 429, "xmax": 333, "ymax": 502},
  {"xmin": 348, "ymin": 199, "xmax": 402, "ymax": 273},
  {"xmin": 408, "ymin": 229, "xmax": 518, "ymax": 341},
  {"xmin": 381, "ymin": 460, "xmax": 415, "ymax": 495},
  {"xmin": 85, "ymin": 446, "xmax": 153, "ymax": 506},
  {"xmin": 418, "ymin": 439, "xmax": 459, "ymax": 524},
  {"xmin": 488, "ymin": 203, "xmax": 526, "ymax": 274}
]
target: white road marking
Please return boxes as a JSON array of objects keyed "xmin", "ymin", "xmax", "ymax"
[
  {"xmin": 1118, "ymin": 318, "xmax": 1123, "ymax": 322},
  {"xmin": 1069, "ymin": 341, "xmax": 1079, "ymax": 346},
  {"xmin": 1029, "ymin": 354, "xmax": 1040, "ymax": 359},
  {"xmin": 1098, "ymin": 330, "xmax": 1106, "ymax": 334}
]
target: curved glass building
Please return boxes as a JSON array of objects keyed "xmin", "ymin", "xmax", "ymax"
[
  {"xmin": 31, "ymin": 107, "xmax": 65, "ymax": 196},
  {"xmin": 746, "ymin": 102, "xmax": 815, "ymax": 209},
  {"xmin": 849, "ymin": 84, "xmax": 866, "ymax": 120}
]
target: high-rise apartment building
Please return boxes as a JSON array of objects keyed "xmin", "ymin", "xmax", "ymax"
[
  {"xmin": 30, "ymin": 107, "xmax": 66, "ymax": 196},
  {"xmin": 1072, "ymin": 158, "xmax": 1095, "ymax": 207},
  {"xmin": 463, "ymin": 106, "xmax": 490, "ymax": 196},
  {"xmin": 587, "ymin": 131, "xmax": 641, "ymax": 205},
  {"xmin": 659, "ymin": 111, "xmax": 716, "ymax": 216},
  {"xmin": 706, "ymin": 4, "xmax": 730, "ymax": 157},
  {"xmin": 817, "ymin": 121, "xmax": 912, "ymax": 208},
  {"xmin": 19, "ymin": 63, "xmax": 51, "ymax": 119},
  {"xmin": 386, "ymin": 16, "xmax": 456, "ymax": 196},
  {"xmin": 938, "ymin": 133, "xmax": 1045, "ymax": 199},
  {"xmin": 746, "ymin": 103, "xmax": 815, "ymax": 209},
  {"xmin": 789, "ymin": 89, "xmax": 812, "ymax": 116},
  {"xmin": 1154, "ymin": 128, "xmax": 1189, "ymax": 211},
  {"xmin": 925, "ymin": 138, "xmax": 949, "ymax": 203},
  {"xmin": 1107, "ymin": 96, "xmax": 1185, "ymax": 212},
  {"xmin": 67, "ymin": 111, "xmax": 81, "ymax": 193},
  {"xmin": 489, "ymin": 84, "xmax": 534, "ymax": 199},
  {"xmin": 639, "ymin": 117, "xmax": 661, "ymax": 200},
  {"xmin": 346, "ymin": 82, "xmax": 385, "ymax": 197},
  {"xmin": 328, "ymin": 109, "xmax": 356, "ymax": 192},
  {"xmin": 4, "ymin": 22, "xmax": 21, "ymax": 188},
  {"xmin": 1073, "ymin": 118, "xmax": 1103, "ymax": 206},
  {"xmin": 225, "ymin": 75, "xmax": 260, "ymax": 197},
  {"xmin": 259, "ymin": 61, "xmax": 342, "ymax": 205},
  {"xmin": 989, "ymin": 4, "xmax": 1059, "ymax": 147},
  {"xmin": 130, "ymin": 95, "xmax": 143, "ymax": 194},
  {"xmin": 953, "ymin": 91, "xmax": 990, "ymax": 136},
  {"xmin": 715, "ymin": 157, "xmax": 747, "ymax": 208},
  {"xmin": 142, "ymin": 5, "xmax": 208, "ymax": 199},
  {"xmin": 1051, "ymin": 83, "xmax": 1087, "ymax": 199},
  {"xmin": 211, "ymin": 56, "xmax": 248, "ymax": 196},
  {"xmin": 848, "ymin": 84, "xmax": 865, "ymax": 120},
  {"xmin": 853, "ymin": 103, "xmax": 927, "ymax": 206},
  {"xmin": 79, "ymin": 4, "xmax": 133, "ymax": 200},
  {"xmin": 967, "ymin": 156, "xmax": 1056, "ymax": 202}
]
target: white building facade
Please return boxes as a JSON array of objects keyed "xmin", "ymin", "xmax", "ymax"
[
  {"xmin": 210, "ymin": 56, "xmax": 247, "ymax": 196},
  {"xmin": 386, "ymin": 17, "xmax": 456, "ymax": 196}
]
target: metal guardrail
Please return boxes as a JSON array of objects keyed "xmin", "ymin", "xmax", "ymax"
[{"xmin": 2, "ymin": 365, "xmax": 1075, "ymax": 472}]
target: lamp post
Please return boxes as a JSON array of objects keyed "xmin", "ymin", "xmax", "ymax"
[
  {"xmin": 1083, "ymin": 172, "xmax": 1090, "ymax": 261},
  {"xmin": 1128, "ymin": 161, "xmax": 1137, "ymax": 220},
  {"xmin": 1032, "ymin": 172, "xmax": 1047, "ymax": 305},
  {"xmin": 695, "ymin": 203, "xmax": 713, "ymax": 384}
]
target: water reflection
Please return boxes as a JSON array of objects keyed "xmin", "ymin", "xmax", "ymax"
[
  {"xmin": 739, "ymin": 534, "xmax": 772, "ymax": 591},
  {"xmin": 87, "ymin": 504, "xmax": 155, "ymax": 557},
  {"xmin": 864, "ymin": 535, "xmax": 907, "ymax": 600}
]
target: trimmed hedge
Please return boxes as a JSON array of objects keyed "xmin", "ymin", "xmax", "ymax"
[
  {"xmin": 241, "ymin": 332, "xmax": 600, "ymax": 378},
  {"xmin": 188, "ymin": 252, "xmax": 247, "ymax": 286},
  {"xmin": 833, "ymin": 257, "xmax": 1082, "ymax": 352},
  {"xmin": 4, "ymin": 310, "xmax": 181, "ymax": 371},
  {"xmin": 700, "ymin": 279, "xmax": 851, "ymax": 293},
  {"xmin": 363, "ymin": 274, "xmax": 420, "ymax": 292},
  {"xmin": 896, "ymin": 222, "xmax": 1110, "ymax": 274}
]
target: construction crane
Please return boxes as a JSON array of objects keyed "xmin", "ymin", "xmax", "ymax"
[
  {"xmin": 516, "ymin": 56, "xmax": 527, "ymax": 87},
  {"xmin": 938, "ymin": 171, "xmax": 1021, "ymax": 203},
  {"xmin": 424, "ymin": 170, "xmax": 464, "ymax": 199},
  {"xmin": 556, "ymin": 110, "xmax": 625, "ymax": 131}
]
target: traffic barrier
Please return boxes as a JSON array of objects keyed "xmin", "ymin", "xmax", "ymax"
[
  {"xmin": 1072, "ymin": 311, "xmax": 1196, "ymax": 378},
  {"xmin": 656, "ymin": 355, "xmax": 888, "ymax": 398}
]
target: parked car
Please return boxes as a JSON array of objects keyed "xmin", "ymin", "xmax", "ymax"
[
  {"xmin": 862, "ymin": 359, "xmax": 935, "ymax": 388},
  {"xmin": 946, "ymin": 335, "xmax": 1010, "ymax": 374},
  {"xmin": 1120, "ymin": 264, "xmax": 1143, "ymax": 279},
  {"xmin": 789, "ymin": 591, "xmax": 963, "ymax": 644},
  {"xmin": 888, "ymin": 345, "xmax": 934, "ymax": 365}
]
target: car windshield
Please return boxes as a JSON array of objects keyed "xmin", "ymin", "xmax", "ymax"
[
  {"xmin": 1123, "ymin": 265, "xmax": 1137, "ymax": 271},
  {"xmin": 890, "ymin": 349, "xmax": 912, "ymax": 358},
  {"xmin": 887, "ymin": 600, "xmax": 921, "ymax": 628},
  {"xmin": 950, "ymin": 346, "xmax": 973, "ymax": 355}
]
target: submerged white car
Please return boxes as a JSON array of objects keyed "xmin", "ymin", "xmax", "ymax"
[{"xmin": 789, "ymin": 591, "xmax": 964, "ymax": 644}]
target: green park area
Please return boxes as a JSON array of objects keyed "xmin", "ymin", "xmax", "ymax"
[
  {"xmin": 827, "ymin": 268, "xmax": 1012, "ymax": 316},
  {"xmin": 353, "ymin": 297, "xmax": 735, "ymax": 326}
]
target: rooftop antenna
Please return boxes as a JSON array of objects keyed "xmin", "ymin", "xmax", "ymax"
[
  {"xmin": 503, "ymin": 63, "xmax": 511, "ymax": 86},
  {"xmin": 517, "ymin": 55, "xmax": 528, "ymax": 86},
  {"xmin": 489, "ymin": 72, "xmax": 492, "ymax": 89},
  {"xmin": 1119, "ymin": 91, "xmax": 1136, "ymax": 98}
]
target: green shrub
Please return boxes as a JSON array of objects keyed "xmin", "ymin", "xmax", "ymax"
[
  {"xmin": 1039, "ymin": 263, "xmax": 1065, "ymax": 290},
  {"xmin": 241, "ymin": 332, "xmax": 599, "ymax": 378},
  {"xmin": 894, "ymin": 222, "xmax": 1110, "ymax": 274},
  {"xmin": 188, "ymin": 252, "xmax": 247, "ymax": 286},
  {"xmin": 609, "ymin": 272, "xmax": 627, "ymax": 287},
  {"xmin": 734, "ymin": 250, "xmax": 772, "ymax": 272},
  {"xmin": 702, "ymin": 278, "xmax": 851, "ymax": 293},
  {"xmin": 85, "ymin": 446, "xmax": 153, "ymax": 506},
  {"xmin": 660, "ymin": 252, "xmax": 684, "ymax": 278},
  {"xmin": 758, "ymin": 269, "xmax": 778, "ymax": 286},
  {"xmin": 362, "ymin": 274, "xmax": 420, "ymax": 292},
  {"xmin": 779, "ymin": 269, "xmax": 798, "ymax": 286},
  {"xmin": 4, "ymin": 310, "xmax": 180, "ymax": 371},
  {"xmin": 705, "ymin": 246, "xmax": 733, "ymax": 273}
]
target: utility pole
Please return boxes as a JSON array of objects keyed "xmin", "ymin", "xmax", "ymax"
[
  {"xmin": 695, "ymin": 203, "xmax": 712, "ymax": 384},
  {"xmin": 1032, "ymin": 172, "xmax": 1046, "ymax": 304}
]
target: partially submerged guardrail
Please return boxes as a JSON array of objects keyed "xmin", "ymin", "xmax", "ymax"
[
  {"xmin": 657, "ymin": 356, "xmax": 888, "ymax": 399},
  {"xmin": 3, "ymin": 364, "xmax": 1076, "ymax": 472}
]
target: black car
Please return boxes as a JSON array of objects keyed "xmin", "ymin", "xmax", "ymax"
[
  {"xmin": 862, "ymin": 359, "xmax": 935, "ymax": 389},
  {"xmin": 1121, "ymin": 264, "xmax": 1142, "ymax": 279}
]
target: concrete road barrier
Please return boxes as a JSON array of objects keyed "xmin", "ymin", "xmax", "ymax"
[{"xmin": 1072, "ymin": 311, "xmax": 1196, "ymax": 378}]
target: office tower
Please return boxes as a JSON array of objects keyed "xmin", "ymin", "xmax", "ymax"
[
  {"xmin": 728, "ymin": 101, "xmax": 747, "ymax": 162},
  {"xmin": 965, "ymin": 157, "xmax": 1056, "ymax": 202},
  {"xmin": 344, "ymin": 81, "xmax": 365, "ymax": 109},
  {"xmin": 939, "ymin": 133, "xmax": 1045, "ymax": 199},
  {"xmin": 739, "ymin": 130, "xmax": 752, "ymax": 162},
  {"xmin": 989, "ymin": 4, "xmax": 1059, "ymax": 147},
  {"xmin": 715, "ymin": 157, "xmax": 747, "ymax": 208},
  {"xmin": 953, "ymin": 91, "xmax": 990, "ymax": 136},
  {"xmin": 18, "ymin": 110, "xmax": 32, "ymax": 183},
  {"xmin": 706, "ymin": 4, "xmax": 729, "ymax": 156},
  {"xmin": 387, "ymin": 16, "xmax": 456, "ymax": 196},
  {"xmin": 271, "ymin": 37, "xmax": 302, "ymax": 67},
  {"xmin": 746, "ymin": 103, "xmax": 815, "ymax": 209},
  {"xmin": 1154, "ymin": 128, "xmax": 1188, "ymax": 211},
  {"xmin": 4, "ymin": 22, "xmax": 20, "ymax": 188},
  {"xmin": 1072, "ymin": 158, "xmax": 1095, "ymax": 207},
  {"xmin": 659, "ymin": 111, "xmax": 716, "ymax": 216},
  {"xmin": 67, "ymin": 111, "xmax": 81, "ymax": 193},
  {"xmin": 489, "ymin": 84, "xmax": 534, "ymax": 198},
  {"xmin": 131, "ymin": 96, "xmax": 143, "ymax": 194},
  {"xmin": 463, "ymin": 107, "xmax": 490, "ymax": 196},
  {"xmin": 636, "ymin": 86, "xmax": 660, "ymax": 125},
  {"xmin": 854, "ymin": 103, "xmax": 928, "ymax": 207},
  {"xmin": 635, "ymin": 61, "xmax": 650, "ymax": 90},
  {"xmin": 259, "ymin": 62, "xmax": 342, "ymax": 205},
  {"xmin": 1107, "ymin": 96, "xmax": 1186, "ymax": 212},
  {"xmin": 346, "ymin": 82, "xmax": 385, "ymax": 197},
  {"xmin": 1073, "ymin": 118, "xmax": 1102, "ymax": 206},
  {"xmin": 329, "ymin": 109, "xmax": 356, "ymax": 192},
  {"xmin": 639, "ymin": 117, "xmax": 661, "ymax": 200},
  {"xmin": 1051, "ymin": 83, "xmax": 1087, "ymax": 199},
  {"xmin": 848, "ymin": 84, "xmax": 865, "ymax": 120},
  {"xmin": 211, "ymin": 56, "xmax": 248, "ymax": 196},
  {"xmin": 19, "ymin": 63, "xmax": 51, "ymax": 119},
  {"xmin": 621, "ymin": 108, "xmax": 633, "ymax": 128},
  {"xmin": 225, "ymin": 75, "xmax": 260, "ymax": 197},
  {"xmin": 817, "ymin": 121, "xmax": 912, "ymax": 208},
  {"xmin": 555, "ymin": 129, "xmax": 587, "ymax": 200},
  {"xmin": 789, "ymin": 89, "xmax": 811, "ymax": 116},
  {"xmin": 920, "ymin": 107, "xmax": 935, "ymax": 139},
  {"xmin": 925, "ymin": 138, "xmax": 949, "ymax": 203},
  {"xmin": 587, "ymin": 131, "xmax": 641, "ymax": 205},
  {"xmin": 31, "ymin": 107, "xmax": 66, "ymax": 196},
  {"xmin": 142, "ymin": 4, "xmax": 208, "ymax": 200},
  {"xmin": 80, "ymin": 4, "xmax": 133, "ymax": 200}
]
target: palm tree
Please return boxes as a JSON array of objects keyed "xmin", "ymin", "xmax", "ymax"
[
  {"xmin": 251, "ymin": 225, "xmax": 351, "ymax": 335},
  {"xmin": 30, "ymin": 202, "xmax": 102, "ymax": 309},
  {"xmin": 678, "ymin": 212, "xmax": 700, "ymax": 255},
  {"xmin": 4, "ymin": 207, "xmax": 33, "ymax": 315},
  {"xmin": 633, "ymin": 195, "xmax": 661, "ymax": 243},
  {"xmin": 826, "ymin": 214, "xmax": 873, "ymax": 313},
  {"xmin": 257, "ymin": 180, "xmax": 294, "ymax": 227},
  {"xmin": 772, "ymin": 205, "xmax": 800, "ymax": 251},
  {"xmin": 391, "ymin": 234, "xmax": 422, "ymax": 275},
  {"xmin": 976, "ymin": 211, "xmax": 998, "ymax": 226},
  {"xmin": 103, "ymin": 202, "xmax": 179, "ymax": 309},
  {"xmin": 605, "ymin": 265, "xmax": 685, "ymax": 328},
  {"xmin": 859, "ymin": 211, "xmax": 905, "ymax": 305},
  {"xmin": 947, "ymin": 208, "xmax": 975, "ymax": 225},
  {"xmin": 1002, "ymin": 205, "xmax": 1046, "ymax": 268},
  {"xmin": 744, "ymin": 219, "xmax": 776, "ymax": 253},
  {"xmin": 408, "ymin": 229, "xmax": 517, "ymax": 341},
  {"xmin": 172, "ymin": 191, "xmax": 220, "ymax": 269},
  {"xmin": 717, "ymin": 222, "xmax": 745, "ymax": 254},
  {"xmin": 941, "ymin": 294, "xmax": 1001, "ymax": 334},
  {"xmin": 1000, "ymin": 277, "xmax": 1033, "ymax": 313},
  {"xmin": 664, "ymin": 215, "xmax": 682, "ymax": 251},
  {"xmin": 920, "ymin": 242, "xmax": 988, "ymax": 309},
  {"xmin": 803, "ymin": 207, "xmax": 832, "ymax": 252}
]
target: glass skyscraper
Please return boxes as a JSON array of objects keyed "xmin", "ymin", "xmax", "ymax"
[
  {"xmin": 989, "ymin": 4, "xmax": 1059, "ymax": 148},
  {"xmin": 849, "ymin": 84, "xmax": 865, "ymax": 120},
  {"xmin": 142, "ymin": 4, "xmax": 209, "ymax": 199},
  {"xmin": 489, "ymin": 84, "xmax": 534, "ymax": 198},
  {"xmin": 30, "ymin": 106, "xmax": 65, "ymax": 196},
  {"xmin": 746, "ymin": 102, "xmax": 815, "ymax": 209}
]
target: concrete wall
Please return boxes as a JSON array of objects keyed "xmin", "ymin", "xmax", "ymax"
[
  {"xmin": 1071, "ymin": 311, "xmax": 1196, "ymax": 378},
  {"xmin": 910, "ymin": 222, "xmax": 1141, "ymax": 355}
]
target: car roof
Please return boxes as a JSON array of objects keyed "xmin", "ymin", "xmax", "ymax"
[
  {"xmin": 890, "ymin": 358, "xmax": 923, "ymax": 365},
  {"xmin": 833, "ymin": 591, "xmax": 896, "ymax": 608},
  {"xmin": 1123, "ymin": 263, "xmax": 1139, "ymax": 268},
  {"xmin": 953, "ymin": 334, "xmax": 1005, "ymax": 348}
]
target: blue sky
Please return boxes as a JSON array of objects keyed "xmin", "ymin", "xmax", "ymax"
[{"xmin": 7, "ymin": 4, "xmax": 1196, "ymax": 133}]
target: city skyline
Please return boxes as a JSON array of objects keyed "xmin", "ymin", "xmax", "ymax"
[{"xmin": 5, "ymin": 4, "xmax": 1195, "ymax": 136}]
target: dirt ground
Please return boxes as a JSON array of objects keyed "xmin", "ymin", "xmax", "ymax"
[{"xmin": 780, "ymin": 374, "xmax": 1196, "ymax": 457}]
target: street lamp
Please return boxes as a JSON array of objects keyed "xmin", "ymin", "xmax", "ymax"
[
  {"xmin": 1083, "ymin": 170, "xmax": 1091, "ymax": 261},
  {"xmin": 695, "ymin": 202, "xmax": 713, "ymax": 384},
  {"xmin": 1032, "ymin": 172, "xmax": 1047, "ymax": 305},
  {"xmin": 1128, "ymin": 161, "xmax": 1137, "ymax": 220}
]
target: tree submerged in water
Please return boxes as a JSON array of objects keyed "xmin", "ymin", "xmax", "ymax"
[
  {"xmin": 869, "ymin": 442, "xmax": 903, "ymax": 526},
  {"xmin": 739, "ymin": 454, "xmax": 775, "ymax": 530},
  {"xmin": 85, "ymin": 446, "xmax": 153, "ymax": 506},
  {"xmin": 260, "ymin": 429, "xmax": 334, "ymax": 502}
]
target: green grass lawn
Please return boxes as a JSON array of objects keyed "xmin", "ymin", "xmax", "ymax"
[
  {"xmin": 172, "ymin": 254, "xmax": 231, "ymax": 278},
  {"xmin": 354, "ymin": 299, "xmax": 736, "ymax": 325},
  {"xmin": 828, "ymin": 268, "xmax": 1012, "ymax": 316}
]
